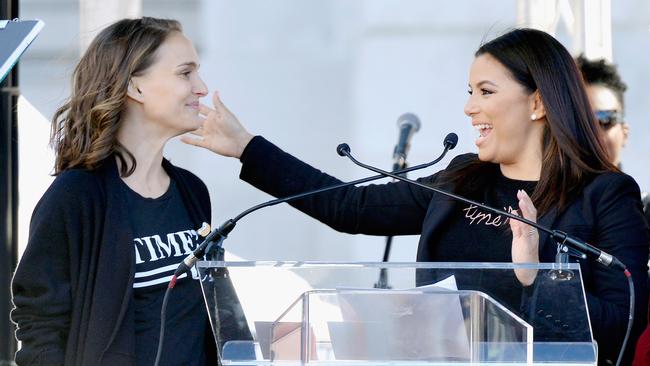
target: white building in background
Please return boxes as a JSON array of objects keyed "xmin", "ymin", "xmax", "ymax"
[{"xmin": 17, "ymin": 0, "xmax": 650, "ymax": 262}]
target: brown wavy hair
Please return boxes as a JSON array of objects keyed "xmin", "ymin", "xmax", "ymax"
[
  {"xmin": 51, "ymin": 17, "xmax": 182, "ymax": 176},
  {"xmin": 439, "ymin": 28, "xmax": 617, "ymax": 216}
]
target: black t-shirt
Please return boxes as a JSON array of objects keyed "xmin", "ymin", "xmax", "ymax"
[
  {"xmin": 124, "ymin": 179, "xmax": 209, "ymax": 366},
  {"xmin": 432, "ymin": 170, "xmax": 537, "ymax": 312}
]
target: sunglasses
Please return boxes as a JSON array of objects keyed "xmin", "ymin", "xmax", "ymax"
[{"xmin": 595, "ymin": 110, "xmax": 624, "ymax": 130}]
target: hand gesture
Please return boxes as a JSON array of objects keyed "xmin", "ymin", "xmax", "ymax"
[
  {"xmin": 510, "ymin": 189, "xmax": 540, "ymax": 286},
  {"xmin": 181, "ymin": 91, "xmax": 254, "ymax": 158}
]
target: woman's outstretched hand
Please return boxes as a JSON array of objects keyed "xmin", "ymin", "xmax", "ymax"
[
  {"xmin": 510, "ymin": 189, "xmax": 540, "ymax": 286},
  {"xmin": 181, "ymin": 91, "xmax": 254, "ymax": 159}
]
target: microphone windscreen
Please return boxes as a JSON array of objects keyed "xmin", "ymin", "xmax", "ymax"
[
  {"xmin": 396, "ymin": 113, "xmax": 421, "ymax": 132},
  {"xmin": 444, "ymin": 133, "xmax": 458, "ymax": 150},
  {"xmin": 336, "ymin": 143, "xmax": 351, "ymax": 156}
]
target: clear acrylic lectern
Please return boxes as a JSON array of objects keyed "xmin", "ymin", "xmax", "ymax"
[{"xmin": 198, "ymin": 262, "xmax": 596, "ymax": 365}]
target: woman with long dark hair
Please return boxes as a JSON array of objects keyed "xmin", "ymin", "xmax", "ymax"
[
  {"xmin": 185, "ymin": 28, "xmax": 649, "ymax": 364},
  {"xmin": 11, "ymin": 17, "xmax": 231, "ymax": 365}
]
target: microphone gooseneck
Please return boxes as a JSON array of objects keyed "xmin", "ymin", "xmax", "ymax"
[
  {"xmin": 338, "ymin": 144, "xmax": 627, "ymax": 272},
  {"xmin": 172, "ymin": 134, "xmax": 458, "ymax": 283}
]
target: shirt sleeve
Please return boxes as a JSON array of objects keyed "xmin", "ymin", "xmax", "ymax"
[
  {"xmin": 11, "ymin": 172, "xmax": 100, "ymax": 366},
  {"xmin": 239, "ymin": 136, "xmax": 450, "ymax": 236},
  {"xmin": 584, "ymin": 173, "xmax": 649, "ymax": 363},
  {"xmin": 522, "ymin": 173, "xmax": 650, "ymax": 364}
]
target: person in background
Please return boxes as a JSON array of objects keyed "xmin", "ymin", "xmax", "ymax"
[
  {"xmin": 575, "ymin": 55, "xmax": 650, "ymax": 366},
  {"xmin": 576, "ymin": 55, "xmax": 629, "ymax": 168},
  {"xmin": 186, "ymin": 29, "xmax": 649, "ymax": 365},
  {"xmin": 576, "ymin": 55, "xmax": 650, "ymax": 221}
]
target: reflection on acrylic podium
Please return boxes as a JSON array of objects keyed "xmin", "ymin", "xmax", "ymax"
[{"xmin": 198, "ymin": 261, "xmax": 597, "ymax": 365}]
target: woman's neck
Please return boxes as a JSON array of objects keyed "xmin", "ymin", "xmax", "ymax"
[
  {"xmin": 116, "ymin": 117, "xmax": 171, "ymax": 198},
  {"xmin": 499, "ymin": 127, "xmax": 544, "ymax": 181},
  {"xmin": 499, "ymin": 155, "xmax": 542, "ymax": 181}
]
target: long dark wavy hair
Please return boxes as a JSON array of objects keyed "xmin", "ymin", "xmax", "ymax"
[
  {"xmin": 440, "ymin": 28, "xmax": 617, "ymax": 216},
  {"xmin": 50, "ymin": 17, "xmax": 182, "ymax": 176}
]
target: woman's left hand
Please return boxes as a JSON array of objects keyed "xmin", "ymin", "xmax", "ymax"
[
  {"xmin": 510, "ymin": 189, "xmax": 540, "ymax": 286},
  {"xmin": 181, "ymin": 92, "xmax": 254, "ymax": 159}
]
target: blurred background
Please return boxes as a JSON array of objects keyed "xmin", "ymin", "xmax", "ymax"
[{"xmin": 3, "ymin": 0, "xmax": 649, "ymax": 363}]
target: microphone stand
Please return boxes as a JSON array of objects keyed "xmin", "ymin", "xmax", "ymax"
[{"xmin": 374, "ymin": 159, "xmax": 407, "ymax": 289}]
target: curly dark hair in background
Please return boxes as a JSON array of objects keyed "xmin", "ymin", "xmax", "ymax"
[{"xmin": 575, "ymin": 54, "xmax": 627, "ymax": 110}]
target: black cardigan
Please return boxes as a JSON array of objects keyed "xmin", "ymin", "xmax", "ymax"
[
  {"xmin": 11, "ymin": 157, "xmax": 211, "ymax": 366},
  {"xmin": 239, "ymin": 136, "xmax": 650, "ymax": 365}
]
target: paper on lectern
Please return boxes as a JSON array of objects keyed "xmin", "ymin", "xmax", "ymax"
[{"xmin": 331, "ymin": 275, "xmax": 470, "ymax": 361}]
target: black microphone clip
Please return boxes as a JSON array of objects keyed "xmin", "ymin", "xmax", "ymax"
[{"xmin": 172, "ymin": 219, "xmax": 236, "ymax": 284}]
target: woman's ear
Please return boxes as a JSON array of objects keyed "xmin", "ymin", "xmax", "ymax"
[
  {"xmin": 127, "ymin": 79, "xmax": 144, "ymax": 103},
  {"xmin": 530, "ymin": 90, "xmax": 546, "ymax": 121}
]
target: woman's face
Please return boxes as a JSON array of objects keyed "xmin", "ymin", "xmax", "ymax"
[
  {"xmin": 585, "ymin": 84, "xmax": 628, "ymax": 166},
  {"xmin": 464, "ymin": 54, "xmax": 543, "ymax": 167},
  {"xmin": 131, "ymin": 31, "xmax": 208, "ymax": 136}
]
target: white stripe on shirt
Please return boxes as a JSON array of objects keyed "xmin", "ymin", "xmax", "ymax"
[
  {"xmin": 134, "ymin": 263, "xmax": 179, "ymax": 278},
  {"xmin": 133, "ymin": 273, "xmax": 187, "ymax": 288}
]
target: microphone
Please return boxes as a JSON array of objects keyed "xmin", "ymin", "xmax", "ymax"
[
  {"xmin": 443, "ymin": 133, "xmax": 458, "ymax": 150},
  {"xmin": 171, "ymin": 133, "xmax": 459, "ymax": 284},
  {"xmin": 337, "ymin": 143, "xmax": 628, "ymax": 272},
  {"xmin": 393, "ymin": 113, "xmax": 421, "ymax": 167}
]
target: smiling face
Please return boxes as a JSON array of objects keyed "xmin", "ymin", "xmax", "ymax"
[
  {"xmin": 129, "ymin": 31, "xmax": 208, "ymax": 137},
  {"xmin": 464, "ymin": 54, "xmax": 545, "ymax": 174}
]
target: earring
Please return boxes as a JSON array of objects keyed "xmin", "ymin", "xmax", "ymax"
[{"xmin": 530, "ymin": 113, "xmax": 537, "ymax": 120}]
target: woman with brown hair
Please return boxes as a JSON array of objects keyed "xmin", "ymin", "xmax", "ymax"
[
  {"xmin": 186, "ymin": 28, "xmax": 649, "ymax": 365},
  {"xmin": 11, "ymin": 17, "xmax": 229, "ymax": 365}
]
